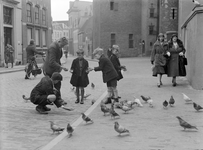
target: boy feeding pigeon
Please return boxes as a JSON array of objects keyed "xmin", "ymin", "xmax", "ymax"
[
  {"xmin": 89, "ymin": 48, "xmax": 119, "ymax": 104},
  {"xmin": 29, "ymin": 72, "xmax": 73, "ymax": 114}
]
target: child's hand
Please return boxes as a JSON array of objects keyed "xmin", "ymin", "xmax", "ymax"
[
  {"xmin": 63, "ymin": 67, "xmax": 68, "ymax": 71},
  {"xmin": 121, "ymin": 66, "xmax": 127, "ymax": 71},
  {"xmin": 88, "ymin": 67, "xmax": 93, "ymax": 72},
  {"xmin": 70, "ymin": 69, "xmax": 73, "ymax": 73}
]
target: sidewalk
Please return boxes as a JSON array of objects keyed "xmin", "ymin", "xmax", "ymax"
[{"xmin": 40, "ymin": 57, "xmax": 203, "ymax": 150}]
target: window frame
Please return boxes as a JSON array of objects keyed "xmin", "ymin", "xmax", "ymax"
[
  {"xmin": 27, "ymin": 3, "xmax": 32, "ymax": 23},
  {"xmin": 42, "ymin": 8, "xmax": 46, "ymax": 25},
  {"xmin": 110, "ymin": 33, "xmax": 116, "ymax": 46},
  {"xmin": 3, "ymin": 6, "xmax": 12, "ymax": 25},
  {"xmin": 35, "ymin": 6, "xmax": 40, "ymax": 24},
  {"xmin": 129, "ymin": 34, "xmax": 134, "ymax": 48},
  {"xmin": 35, "ymin": 29, "xmax": 40, "ymax": 47}
]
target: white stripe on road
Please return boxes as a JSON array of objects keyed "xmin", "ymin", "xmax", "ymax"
[{"xmin": 40, "ymin": 91, "xmax": 107, "ymax": 150}]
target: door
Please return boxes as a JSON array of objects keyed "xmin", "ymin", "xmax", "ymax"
[{"xmin": 4, "ymin": 27, "xmax": 12, "ymax": 46}]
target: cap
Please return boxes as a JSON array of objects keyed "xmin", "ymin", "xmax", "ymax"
[
  {"xmin": 158, "ymin": 33, "xmax": 164, "ymax": 37},
  {"xmin": 112, "ymin": 45, "xmax": 119, "ymax": 50},
  {"xmin": 51, "ymin": 72, "xmax": 63, "ymax": 81}
]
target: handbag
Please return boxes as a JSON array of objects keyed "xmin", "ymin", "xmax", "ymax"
[{"xmin": 182, "ymin": 55, "xmax": 187, "ymax": 65}]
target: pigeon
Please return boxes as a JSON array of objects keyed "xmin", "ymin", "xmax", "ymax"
[
  {"xmin": 114, "ymin": 122, "xmax": 130, "ymax": 136},
  {"xmin": 109, "ymin": 104, "xmax": 120, "ymax": 119},
  {"xmin": 91, "ymin": 83, "xmax": 95, "ymax": 89},
  {"xmin": 101, "ymin": 105, "xmax": 110, "ymax": 116},
  {"xmin": 182, "ymin": 93, "xmax": 192, "ymax": 103},
  {"xmin": 49, "ymin": 121, "xmax": 65, "ymax": 134},
  {"xmin": 140, "ymin": 95, "xmax": 151, "ymax": 102},
  {"xmin": 67, "ymin": 123, "xmax": 74, "ymax": 138},
  {"xmin": 121, "ymin": 105, "xmax": 133, "ymax": 113},
  {"xmin": 81, "ymin": 113, "xmax": 93, "ymax": 123},
  {"xmin": 169, "ymin": 96, "xmax": 175, "ymax": 106},
  {"xmin": 147, "ymin": 99, "xmax": 154, "ymax": 108},
  {"xmin": 134, "ymin": 98, "xmax": 143, "ymax": 107},
  {"xmin": 114, "ymin": 102, "xmax": 123, "ymax": 109},
  {"xmin": 163, "ymin": 100, "xmax": 168, "ymax": 108},
  {"xmin": 176, "ymin": 116, "xmax": 198, "ymax": 130},
  {"xmin": 193, "ymin": 102, "xmax": 203, "ymax": 111},
  {"xmin": 126, "ymin": 100, "xmax": 136, "ymax": 108},
  {"xmin": 91, "ymin": 99, "xmax": 96, "ymax": 105}
]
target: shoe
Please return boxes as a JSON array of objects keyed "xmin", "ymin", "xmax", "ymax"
[
  {"xmin": 80, "ymin": 100, "xmax": 84, "ymax": 104},
  {"xmin": 160, "ymin": 81, "xmax": 163, "ymax": 85},
  {"xmin": 104, "ymin": 97, "xmax": 112, "ymax": 104},
  {"xmin": 36, "ymin": 106, "xmax": 48, "ymax": 114},
  {"xmin": 157, "ymin": 83, "xmax": 161, "ymax": 88},
  {"xmin": 75, "ymin": 99, "xmax": 79, "ymax": 104},
  {"xmin": 25, "ymin": 76, "xmax": 29, "ymax": 79},
  {"xmin": 114, "ymin": 98, "xmax": 119, "ymax": 103},
  {"xmin": 59, "ymin": 99, "xmax": 67, "ymax": 105},
  {"xmin": 172, "ymin": 82, "xmax": 177, "ymax": 87},
  {"xmin": 43, "ymin": 106, "xmax": 51, "ymax": 111}
]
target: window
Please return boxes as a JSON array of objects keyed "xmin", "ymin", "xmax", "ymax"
[
  {"xmin": 110, "ymin": 0, "xmax": 114, "ymax": 10},
  {"xmin": 110, "ymin": 0, "xmax": 118, "ymax": 11},
  {"xmin": 149, "ymin": 24, "xmax": 154, "ymax": 35},
  {"xmin": 35, "ymin": 6, "xmax": 39, "ymax": 24},
  {"xmin": 35, "ymin": 29, "xmax": 40, "ymax": 46},
  {"xmin": 171, "ymin": 7, "xmax": 177, "ymax": 19},
  {"xmin": 42, "ymin": 8, "xmax": 46, "ymax": 25},
  {"xmin": 129, "ymin": 34, "xmax": 134, "ymax": 48},
  {"xmin": 42, "ymin": 30, "xmax": 46, "ymax": 47},
  {"xmin": 3, "ymin": 6, "xmax": 12, "ymax": 25},
  {"xmin": 27, "ymin": 28, "xmax": 32, "ymax": 45},
  {"xmin": 27, "ymin": 4, "xmax": 32, "ymax": 23},
  {"xmin": 149, "ymin": 3, "xmax": 155, "ymax": 18},
  {"xmin": 111, "ymin": 33, "xmax": 116, "ymax": 46}
]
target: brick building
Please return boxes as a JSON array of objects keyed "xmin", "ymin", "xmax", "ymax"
[
  {"xmin": 0, "ymin": 0, "xmax": 22, "ymax": 67},
  {"xmin": 21, "ymin": 0, "xmax": 52, "ymax": 64},
  {"xmin": 93, "ymin": 0, "xmax": 142, "ymax": 57}
]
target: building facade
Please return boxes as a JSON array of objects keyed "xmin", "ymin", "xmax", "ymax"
[
  {"xmin": 52, "ymin": 21, "xmax": 69, "ymax": 42},
  {"xmin": 93, "ymin": 0, "xmax": 142, "ymax": 57},
  {"xmin": 21, "ymin": 0, "xmax": 52, "ymax": 64},
  {"xmin": 0, "ymin": 0, "xmax": 22, "ymax": 66},
  {"xmin": 67, "ymin": 0, "xmax": 92, "ymax": 55}
]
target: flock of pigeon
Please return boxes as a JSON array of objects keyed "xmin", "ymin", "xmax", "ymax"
[{"xmin": 49, "ymin": 92, "xmax": 202, "ymax": 138}]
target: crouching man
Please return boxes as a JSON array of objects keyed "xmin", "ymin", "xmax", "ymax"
[{"xmin": 30, "ymin": 72, "xmax": 73, "ymax": 114}]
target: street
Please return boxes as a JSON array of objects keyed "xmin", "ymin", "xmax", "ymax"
[{"xmin": 0, "ymin": 57, "xmax": 203, "ymax": 150}]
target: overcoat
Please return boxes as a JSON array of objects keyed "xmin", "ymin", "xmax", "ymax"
[
  {"xmin": 5, "ymin": 45, "xmax": 14, "ymax": 63},
  {"xmin": 94, "ymin": 54, "xmax": 118, "ymax": 83},
  {"xmin": 43, "ymin": 42, "xmax": 63, "ymax": 76},
  {"xmin": 109, "ymin": 54, "xmax": 123, "ymax": 81},
  {"xmin": 167, "ymin": 39, "xmax": 186, "ymax": 77},
  {"xmin": 70, "ymin": 58, "xmax": 89, "ymax": 87},
  {"xmin": 151, "ymin": 40, "xmax": 168, "ymax": 76}
]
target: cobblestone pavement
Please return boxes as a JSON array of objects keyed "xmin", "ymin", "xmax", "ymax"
[
  {"xmin": 50, "ymin": 58, "xmax": 203, "ymax": 150},
  {"xmin": 0, "ymin": 56, "xmax": 107, "ymax": 150}
]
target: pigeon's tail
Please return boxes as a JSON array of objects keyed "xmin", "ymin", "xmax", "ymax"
[
  {"xmin": 22, "ymin": 95, "xmax": 30, "ymax": 101},
  {"xmin": 192, "ymin": 126, "xmax": 198, "ymax": 130},
  {"xmin": 124, "ymin": 129, "xmax": 130, "ymax": 133}
]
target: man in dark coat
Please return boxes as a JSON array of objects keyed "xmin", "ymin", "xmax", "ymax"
[
  {"xmin": 43, "ymin": 37, "xmax": 69, "ymax": 106},
  {"xmin": 25, "ymin": 39, "xmax": 44, "ymax": 79},
  {"xmin": 30, "ymin": 72, "xmax": 73, "ymax": 114},
  {"xmin": 91, "ymin": 47, "xmax": 118, "ymax": 104}
]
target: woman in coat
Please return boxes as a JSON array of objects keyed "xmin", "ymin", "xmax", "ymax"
[
  {"xmin": 151, "ymin": 33, "xmax": 168, "ymax": 87},
  {"xmin": 70, "ymin": 49, "xmax": 90, "ymax": 104},
  {"xmin": 166, "ymin": 34, "xmax": 186, "ymax": 86}
]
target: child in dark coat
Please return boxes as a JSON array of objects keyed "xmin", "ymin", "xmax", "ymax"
[
  {"xmin": 90, "ymin": 47, "xmax": 119, "ymax": 104},
  {"xmin": 70, "ymin": 49, "xmax": 90, "ymax": 104}
]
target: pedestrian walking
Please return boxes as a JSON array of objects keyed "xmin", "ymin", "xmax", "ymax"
[
  {"xmin": 70, "ymin": 49, "xmax": 90, "ymax": 104},
  {"xmin": 29, "ymin": 72, "xmax": 73, "ymax": 114},
  {"xmin": 90, "ymin": 48, "xmax": 118, "ymax": 104},
  {"xmin": 166, "ymin": 34, "xmax": 186, "ymax": 86},
  {"xmin": 151, "ymin": 33, "xmax": 168, "ymax": 87},
  {"xmin": 25, "ymin": 39, "xmax": 44, "ymax": 79},
  {"xmin": 4, "ymin": 43, "xmax": 14, "ymax": 68},
  {"xmin": 43, "ymin": 37, "xmax": 69, "ymax": 106}
]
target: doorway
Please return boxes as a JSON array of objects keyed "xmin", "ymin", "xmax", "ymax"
[{"xmin": 4, "ymin": 27, "xmax": 12, "ymax": 46}]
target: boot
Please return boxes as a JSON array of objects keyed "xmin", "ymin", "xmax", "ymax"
[
  {"xmin": 75, "ymin": 87, "xmax": 80, "ymax": 104},
  {"xmin": 43, "ymin": 105, "xmax": 51, "ymax": 111},
  {"xmin": 36, "ymin": 105, "xmax": 48, "ymax": 114},
  {"xmin": 104, "ymin": 97, "xmax": 112, "ymax": 104}
]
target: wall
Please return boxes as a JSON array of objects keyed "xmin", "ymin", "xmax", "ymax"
[{"xmin": 181, "ymin": 7, "xmax": 203, "ymax": 90}]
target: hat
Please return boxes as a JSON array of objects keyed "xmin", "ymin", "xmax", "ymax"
[
  {"xmin": 171, "ymin": 34, "xmax": 178, "ymax": 38},
  {"xmin": 158, "ymin": 33, "xmax": 164, "ymax": 37},
  {"xmin": 76, "ymin": 49, "xmax": 84, "ymax": 54},
  {"xmin": 51, "ymin": 72, "xmax": 63, "ymax": 81},
  {"xmin": 59, "ymin": 37, "xmax": 68, "ymax": 45}
]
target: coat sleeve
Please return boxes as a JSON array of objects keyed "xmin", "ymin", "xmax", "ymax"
[
  {"xmin": 48, "ymin": 47, "xmax": 61, "ymax": 69},
  {"xmin": 110, "ymin": 56, "xmax": 121, "ymax": 70},
  {"xmin": 94, "ymin": 58, "xmax": 105, "ymax": 71},
  {"xmin": 32, "ymin": 47, "xmax": 43, "ymax": 55}
]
